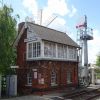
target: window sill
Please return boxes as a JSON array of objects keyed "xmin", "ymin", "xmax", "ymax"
[
  {"xmin": 67, "ymin": 82, "xmax": 72, "ymax": 84},
  {"xmin": 51, "ymin": 83, "xmax": 58, "ymax": 86},
  {"xmin": 25, "ymin": 84, "xmax": 32, "ymax": 87}
]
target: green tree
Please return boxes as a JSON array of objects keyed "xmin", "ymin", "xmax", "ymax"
[
  {"xmin": 0, "ymin": 4, "xmax": 18, "ymax": 74},
  {"xmin": 96, "ymin": 53, "xmax": 100, "ymax": 67}
]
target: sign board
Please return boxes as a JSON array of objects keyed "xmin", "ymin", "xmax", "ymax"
[
  {"xmin": 10, "ymin": 66, "xmax": 19, "ymax": 69},
  {"xmin": 24, "ymin": 37, "xmax": 38, "ymax": 42},
  {"xmin": 34, "ymin": 72, "xmax": 37, "ymax": 79},
  {"xmin": 32, "ymin": 69, "xmax": 37, "ymax": 71},
  {"xmin": 26, "ymin": 24, "xmax": 41, "ymax": 42}
]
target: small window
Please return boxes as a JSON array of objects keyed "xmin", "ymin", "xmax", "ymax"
[
  {"xmin": 51, "ymin": 69, "xmax": 57, "ymax": 86},
  {"xmin": 27, "ymin": 73, "xmax": 32, "ymax": 85},
  {"xmin": 67, "ymin": 71, "xmax": 72, "ymax": 84}
]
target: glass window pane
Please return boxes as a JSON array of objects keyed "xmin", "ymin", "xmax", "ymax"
[{"xmin": 28, "ymin": 43, "xmax": 32, "ymax": 58}]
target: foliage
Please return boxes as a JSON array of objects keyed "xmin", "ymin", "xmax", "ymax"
[
  {"xmin": 0, "ymin": 4, "xmax": 18, "ymax": 74},
  {"xmin": 96, "ymin": 53, "xmax": 100, "ymax": 67},
  {"xmin": 96, "ymin": 73, "xmax": 100, "ymax": 79},
  {"xmin": 95, "ymin": 68, "xmax": 100, "ymax": 73},
  {"xmin": 95, "ymin": 67, "xmax": 100, "ymax": 79}
]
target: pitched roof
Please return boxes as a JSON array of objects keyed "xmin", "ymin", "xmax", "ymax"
[
  {"xmin": 14, "ymin": 22, "xmax": 79, "ymax": 47},
  {"xmin": 28, "ymin": 22, "xmax": 79, "ymax": 47}
]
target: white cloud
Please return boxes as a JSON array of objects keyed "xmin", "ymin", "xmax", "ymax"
[
  {"xmin": 69, "ymin": 5, "xmax": 77, "ymax": 17},
  {"xmin": 46, "ymin": 0, "xmax": 70, "ymax": 16},
  {"xmin": 22, "ymin": 0, "xmax": 77, "ymax": 31},
  {"xmin": 41, "ymin": 0, "xmax": 70, "ymax": 27},
  {"xmin": 22, "ymin": 0, "xmax": 71, "ymax": 29},
  {"xmin": 48, "ymin": 17, "xmax": 66, "ymax": 32},
  {"xmin": 88, "ymin": 29, "xmax": 100, "ymax": 63},
  {"xmin": 22, "ymin": 0, "xmax": 38, "ymax": 16}
]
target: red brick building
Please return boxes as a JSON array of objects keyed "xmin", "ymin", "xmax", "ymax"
[{"xmin": 14, "ymin": 22, "xmax": 79, "ymax": 94}]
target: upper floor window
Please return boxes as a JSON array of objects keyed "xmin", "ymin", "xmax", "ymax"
[
  {"xmin": 57, "ymin": 44, "xmax": 67, "ymax": 58},
  {"xmin": 27, "ymin": 42, "xmax": 41, "ymax": 59},
  {"xmin": 44, "ymin": 42, "xmax": 56, "ymax": 57},
  {"xmin": 28, "ymin": 43, "xmax": 32, "ymax": 58},
  {"xmin": 58, "ymin": 44, "xmax": 64, "ymax": 58},
  {"xmin": 68, "ymin": 47, "xmax": 77, "ymax": 60}
]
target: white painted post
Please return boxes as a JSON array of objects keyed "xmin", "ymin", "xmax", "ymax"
[
  {"xmin": 56, "ymin": 43, "xmax": 58, "ymax": 58},
  {"xmin": 41, "ymin": 41, "xmax": 44, "ymax": 57},
  {"xmin": 67, "ymin": 46, "xmax": 69, "ymax": 60},
  {"xmin": 0, "ymin": 75, "xmax": 1, "ymax": 98}
]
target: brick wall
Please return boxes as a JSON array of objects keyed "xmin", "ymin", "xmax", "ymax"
[{"xmin": 17, "ymin": 60, "xmax": 78, "ymax": 94}]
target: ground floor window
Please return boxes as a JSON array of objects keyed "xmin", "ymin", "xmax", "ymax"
[
  {"xmin": 51, "ymin": 69, "xmax": 57, "ymax": 86},
  {"xmin": 67, "ymin": 71, "xmax": 72, "ymax": 84},
  {"xmin": 27, "ymin": 72, "xmax": 32, "ymax": 86}
]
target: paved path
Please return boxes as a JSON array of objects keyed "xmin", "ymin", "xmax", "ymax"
[
  {"xmin": 1, "ymin": 84, "xmax": 100, "ymax": 100},
  {"xmin": 1, "ymin": 95, "xmax": 51, "ymax": 100}
]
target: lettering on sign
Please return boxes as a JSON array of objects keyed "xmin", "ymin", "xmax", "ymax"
[{"xmin": 24, "ymin": 37, "xmax": 39, "ymax": 42}]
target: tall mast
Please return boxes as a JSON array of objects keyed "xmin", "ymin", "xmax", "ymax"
[
  {"xmin": 84, "ymin": 15, "xmax": 88, "ymax": 76},
  {"xmin": 76, "ymin": 15, "xmax": 93, "ymax": 86}
]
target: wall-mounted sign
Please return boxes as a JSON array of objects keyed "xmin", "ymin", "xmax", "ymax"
[
  {"xmin": 32, "ymin": 69, "xmax": 37, "ymax": 71},
  {"xmin": 34, "ymin": 72, "xmax": 37, "ymax": 79},
  {"xmin": 10, "ymin": 66, "xmax": 19, "ymax": 69},
  {"xmin": 24, "ymin": 37, "xmax": 38, "ymax": 42}
]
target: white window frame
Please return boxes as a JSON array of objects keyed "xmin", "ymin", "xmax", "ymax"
[
  {"xmin": 27, "ymin": 41, "xmax": 41, "ymax": 59},
  {"xmin": 27, "ymin": 73, "xmax": 32, "ymax": 86},
  {"xmin": 44, "ymin": 41, "xmax": 56, "ymax": 57},
  {"xmin": 67, "ymin": 71, "xmax": 72, "ymax": 84},
  {"xmin": 68, "ymin": 47, "xmax": 77, "ymax": 60},
  {"xmin": 51, "ymin": 70, "xmax": 57, "ymax": 86},
  {"xmin": 26, "ymin": 40, "xmax": 78, "ymax": 61},
  {"xmin": 27, "ymin": 43, "xmax": 32, "ymax": 58}
]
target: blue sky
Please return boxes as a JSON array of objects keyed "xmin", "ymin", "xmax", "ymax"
[{"xmin": 2, "ymin": 0, "xmax": 100, "ymax": 64}]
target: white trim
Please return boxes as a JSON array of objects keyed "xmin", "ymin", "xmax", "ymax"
[
  {"xmin": 32, "ymin": 69, "xmax": 37, "ymax": 71},
  {"xmin": 26, "ymin": 56, "xmax": 78, "ymax": 62},
  {"xmin": 26, "ymin": 40, "xmax": 78, "ymax": 61},
  {"xmin": 51, "ymin": 83, "xmax": 58, "ymax": 86},
  {"xmin": 56, "ymin": 44, "xmax": 58, "ymax": 58},
  {"xmin": 10, "ymin": 66, "xmax": 19, "ymax": 69},
  {"xmin": 67, "ymin": 47, "xmax": 78, "ymax": 61},
  {"xmin": 41, "ymin": 41, "xmax": 44, "ymax": 57},
  {"xmin": 26, "ymin": 41, "xmax": 41, "ymax": 59},
  {"xmin": 26, "ymin": 43, "xmax": 28, "ymax": 59},
  {"xmin": 25, "ymin": 84, "xmax": 32, "ymax": 87},
  {"xmin": 32, "ymin": 42, "xmax": 33, "ymax": 58}
]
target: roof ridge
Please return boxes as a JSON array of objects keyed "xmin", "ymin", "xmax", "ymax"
[
  {"xmin": 28, "ymin": 22, "xmax": 79, "ymax": 47},
  {"xmin": 29, "ymin": 22, "xmax": 67, "ymax": 35},
  {"xmin": 14, "ymin": 22, "xmax": 79, "ymax": 47}
]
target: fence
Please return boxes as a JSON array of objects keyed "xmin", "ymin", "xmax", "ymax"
[{"xmin": 1, "ymin": 75, "xmax": 17, "ymax": 97}]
